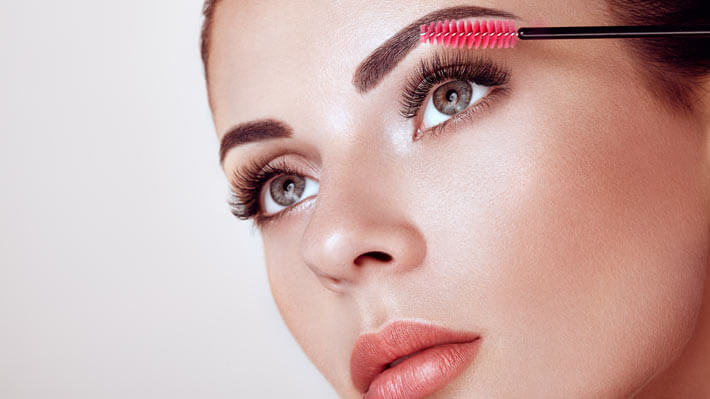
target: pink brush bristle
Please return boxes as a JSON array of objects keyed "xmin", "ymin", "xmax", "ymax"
[
  {"xmin": 435, "ymin": 21, "xmax": 443, "ymax": 45},
  {"xmin": 420, "ymin": 18, "xmax": 517, "ymax": 49}
]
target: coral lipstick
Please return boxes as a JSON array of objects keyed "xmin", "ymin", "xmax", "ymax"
[{"xmin": 350, "ymin": 320, "xmax": 481, "ymax": 399}]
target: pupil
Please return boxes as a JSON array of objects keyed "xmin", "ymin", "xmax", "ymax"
[
  {"xmin": 432, "ymin": 81, "xmax": 473, "ymax": 116},
  {"xmin": 284, "ymin": 181, "xmax": 294, "ymax": 192}
]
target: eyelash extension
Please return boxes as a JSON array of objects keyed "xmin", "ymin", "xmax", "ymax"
[
  {"xmin": 228, "ymin": 156, "xmax": 302, "ymax": 227},
  {"xmin": 399, "ymin": 51, "xmax": 511, "ymax": 120}
]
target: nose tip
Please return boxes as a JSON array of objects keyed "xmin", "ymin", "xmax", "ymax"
[{"xmin": 301, "ymin": 210, "xmax": 427, "ymax": 289}]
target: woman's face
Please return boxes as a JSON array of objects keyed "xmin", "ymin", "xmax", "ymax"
[{"xmin": 208, "ymin": 0, "xmax": 709, "ymax": 397}]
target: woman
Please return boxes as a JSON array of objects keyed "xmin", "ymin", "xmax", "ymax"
[{"xmin": 200, "ymin": 0, "xmax": 710, "ymax": 397}]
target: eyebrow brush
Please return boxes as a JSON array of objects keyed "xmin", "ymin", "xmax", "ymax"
[{"xmin": 420, "ymin": 19, "xmax": 710, "ymax": 49}]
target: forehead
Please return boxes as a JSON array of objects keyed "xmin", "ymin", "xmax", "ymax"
[
  {"xmin": 206, "ymin": 0, "xmax": 607, "ymax": 158},
  {"xmin": 207, "ymin": 0, "xmax": 401, "ymax": 130}
]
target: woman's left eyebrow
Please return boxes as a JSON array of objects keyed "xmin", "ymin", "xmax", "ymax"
[{"xmin": 352, "ymin": 5, "xmax": 518, "ymax": 94}]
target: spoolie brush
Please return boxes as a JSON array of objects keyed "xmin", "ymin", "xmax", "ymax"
[{"xmin": 420, "ymin": 19, "xmax": 710, "ymax": 49}]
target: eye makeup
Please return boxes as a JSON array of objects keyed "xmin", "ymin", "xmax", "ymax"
[
  {"xmin": 228, "ymin": 156, "xmax": 308, "ymax": 228},
  {"xmin": 399, "ymin": 50, "xmax": 511, "ymax": 139},
  {"xmin": 228, "ymin": 51, "xmax": 512, "ymax": 226}
]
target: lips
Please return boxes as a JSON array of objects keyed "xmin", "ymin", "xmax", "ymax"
[{"xmin": 350, "ymin": 320, "xmax": 481, "ymax": 399}]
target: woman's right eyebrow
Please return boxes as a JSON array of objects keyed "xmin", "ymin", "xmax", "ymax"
[
  {"xmin": 219, "ymin": 119, "xmax": 292, "ymax": 164},
  {"xmin": 352, "ymin": 5, "xmax": 519, "ymax": 94}
]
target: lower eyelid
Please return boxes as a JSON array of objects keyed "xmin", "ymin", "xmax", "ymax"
[
  {"xmin": 255, "ymin": 194, "xmax": 317, "ymax": 228},
  {"xmin": 419, "ymin": 86, "xmax": 510, "ymax": 140}
]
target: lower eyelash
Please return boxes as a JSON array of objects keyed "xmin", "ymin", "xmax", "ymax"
[
  {"xmin": 252, "ymin": 196, "xmax": 308, "ymax": 229},
  {"xmin": 421, "ymin": 86, "xmax": 511, "ymax": 139},
  {"xmin": 253, "ymin": 202, "xmax": 290, "ymax": 228}
]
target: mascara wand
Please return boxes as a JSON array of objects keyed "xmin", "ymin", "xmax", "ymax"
[{"xmin": 420, "ymin": 19, "xmax": 710, "ymax": 49}]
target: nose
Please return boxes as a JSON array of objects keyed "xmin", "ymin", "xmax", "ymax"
[{"xmin": 299, "ymin": 159, "xmax": 427, "ymax": 291}]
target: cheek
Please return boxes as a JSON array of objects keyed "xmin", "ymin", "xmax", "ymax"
[
  {"xmin": 442, "ymin": 69, "xmax": 708, "ymax": 395},
  {"xmin": 261, "ymin": 232, "xmax": 355, "ymax": 393}
]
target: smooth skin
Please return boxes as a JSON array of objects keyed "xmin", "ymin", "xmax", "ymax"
[{"xmin": 206, "ymin": 0, "xmax": 710, "ymax": 397}]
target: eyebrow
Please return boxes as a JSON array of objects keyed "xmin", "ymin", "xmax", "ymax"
[
  {"xmin": 352, "ymin": 5, "xmax": 518, "ymax": 93},
  {"xmin": 219, "ymin": 6, "xmax": 518, "ymax": 164},
  {"xmin": 219, "ymin": 119, "xmax": 292, "ymax": 163}
]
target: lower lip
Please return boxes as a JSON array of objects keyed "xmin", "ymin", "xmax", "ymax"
[{"xmin": 363, "ymin": 339, "xmax": 481, "ymax": 399}]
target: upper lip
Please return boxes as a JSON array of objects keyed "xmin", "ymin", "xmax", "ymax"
[{"xmin": 349, "ymin": 320, "xmax": 480, "ymax": 393}]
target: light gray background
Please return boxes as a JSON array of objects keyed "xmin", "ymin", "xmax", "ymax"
[{"xmin": 0, "ymin": 1, "xmax": 336, "ymax": 397}]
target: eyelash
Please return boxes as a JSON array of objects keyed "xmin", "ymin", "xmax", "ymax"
[
  {"xmin": 228, "ymin": 53, "xmax": 512, "ymax": 226},
  {"xmin": 228, "ymin": 157, "xmax": 302, "ymax": 228},
  {"xmin": 399, "ymin": 51, "xmax": 511, "ymax": 138}
]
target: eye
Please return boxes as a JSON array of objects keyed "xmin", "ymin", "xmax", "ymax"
[
  {"xmin": 399, "ymin": 53, "xmax": 511, "ymax": 139},
  {"xmin": 421, "ymin": 80, "xmax": 492, "ymax": 131},
  {"xmin": 262, "ymin": 174, "xmax": 319, "ymax": 216}
]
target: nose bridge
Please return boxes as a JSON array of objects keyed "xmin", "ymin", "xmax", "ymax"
[{"xmin": 299, "ymin": 145, "xmax": 426, "ymax": 288}]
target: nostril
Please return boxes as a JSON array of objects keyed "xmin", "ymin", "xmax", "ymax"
[{"xmin": 358, "ymin": 251, "xmax": 392, "ymax": 263}]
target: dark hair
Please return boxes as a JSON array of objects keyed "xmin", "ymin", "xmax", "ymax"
[
  {"xmin": 200, "ymin": 0, "xmax": 220, "ymax": 82},
  {"xmin": 200, "ymin": 0, "xmax": 709, "ymax": 112},
  {"xmin": 605, "ymin": 0, "xmax": 709, "ymax": 112}
]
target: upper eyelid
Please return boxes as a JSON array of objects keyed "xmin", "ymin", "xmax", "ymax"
[
  {"xmin": 398, "ymin": 55, "xmax": 510, "ymax": 119},
  {"xmin": 231, "ymin": 154, "xmax": 317, "ymax": 189},
  {"xmin": 410, "ymin": 56, "xmax": 509, "ymax": 94}
]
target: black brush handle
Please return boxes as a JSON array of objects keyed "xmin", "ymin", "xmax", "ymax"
[{"xmin": 518, "ymin": 25, "xmax": 710, "ymax": 39}]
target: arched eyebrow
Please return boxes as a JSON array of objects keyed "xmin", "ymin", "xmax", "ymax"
[
  {"xmin": 219, "ymin": 119, "xmax": 292, "ymax": 164},
  {"xmin": 352, "ymin": 5, "xmax": 518, "ymax": 93}
]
